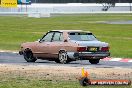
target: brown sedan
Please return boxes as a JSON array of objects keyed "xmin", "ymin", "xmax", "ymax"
[{"xmin": 19, "ymin": 30, "xmax": 110, "ymax": 64}]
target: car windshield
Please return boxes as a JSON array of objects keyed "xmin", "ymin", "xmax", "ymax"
[{"xmin": 69, "ymin": 32, "xmax": 97, "ymax": 41}]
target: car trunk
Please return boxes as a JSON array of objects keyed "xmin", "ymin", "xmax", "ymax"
[{"xmin": 71, "ymin": 40, "xmax": 109, "ymax": 52}]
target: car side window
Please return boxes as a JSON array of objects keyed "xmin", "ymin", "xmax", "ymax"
[
  {"xmin": 41, "ymin": 32, "xmax": 54, "ymax": 42},
  {"xmin": 52, "ymin": 32, "xmax": 63, "ymax": 41}
]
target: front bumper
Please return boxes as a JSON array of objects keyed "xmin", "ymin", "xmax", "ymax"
[
  {"xmin": 67, "ymin": 52, "xmax": 110, "ymax": 59},
  {"xmin": 19, "ymin": 51, "xmax": 23, "ymax": 55}
]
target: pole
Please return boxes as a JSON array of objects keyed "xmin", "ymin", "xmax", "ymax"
[
  {"xmin": 21, "ymin": 3, "xmax": 22, "ymax": 12},
  {"xmin": 130, "ymin": 3, "xmax": 132, "ymax": 11},
  {"xmin": 26, "ymin": 3, "xmax": 27, "ymax": 12},
  {"xmin": 35, "ymin": 0, "xmax": 37, "ymax": 12}
]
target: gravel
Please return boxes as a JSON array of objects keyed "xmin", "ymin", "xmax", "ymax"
[{"xmin": 0, "ymin": 64, "xmax": 132, "ymax": 81}]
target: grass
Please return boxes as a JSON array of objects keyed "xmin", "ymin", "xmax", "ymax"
[
  {"xmin": 0, "ymin": 14, "xmax": 132, "ymax": 58},
  {"xmin": 0, "ymin": 77, "xmax": 131, "ymax": 88}
]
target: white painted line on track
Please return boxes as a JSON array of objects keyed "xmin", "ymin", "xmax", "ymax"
[
  {"xmin": 128, "ymin": 60, "xmax": 132, "ymax": 62},
  {"xmin": 109, "ymin": 58, "xmax": 122, "ymax": 61},
  {"xmin": 0, "ymin": 50, "xmax": 18, "ymax": 54},
  {"xmin": 12, "ymin": 52, "xmax": 18, "ymax": 54}
]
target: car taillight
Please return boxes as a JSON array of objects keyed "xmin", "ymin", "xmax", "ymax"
[
  {"xmin": 101, "ymin": 47, "xmax": 109, "ymax": 51},
  {"xmin": 77, "ymin": 47, "xmax": 86, "ymax": 52}
]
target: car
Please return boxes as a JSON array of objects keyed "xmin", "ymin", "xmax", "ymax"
[{"xmin": 19, "ymin": 30, "xmax": 110, "ymax": 64}]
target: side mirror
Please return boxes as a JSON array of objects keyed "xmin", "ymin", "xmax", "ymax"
[
  {"xmin": 37, "ymin": 39, "xmax": 40, "ymax": 42},
  {"xmin": 35, "ymin": 39, "xmax": 41, "ymax": 42},
  {"xmin": 37, "ymin": 39, "xmax": 42, "ymax": 43}
]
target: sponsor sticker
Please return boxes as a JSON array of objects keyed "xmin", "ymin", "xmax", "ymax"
[
  {"xmin": 1, "ymin": 0, "xmax": 17, "ymax": 8},
  {"xmin": 79, "ymin": 68, "xmax": 131, "ymax": 86}
]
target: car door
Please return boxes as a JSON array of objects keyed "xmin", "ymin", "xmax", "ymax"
[
  {"xmin": 48, "ymin": 32, "xmax": 64, "ymax": 58},
  {"xmin": 34, "ymin": 32, "xmax": 54, "ymax": 58}
]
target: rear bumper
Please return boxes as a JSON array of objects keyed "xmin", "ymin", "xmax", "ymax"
[{"xmin": 67, "ymin": 52, "xmax": 110, "ymax": 59}]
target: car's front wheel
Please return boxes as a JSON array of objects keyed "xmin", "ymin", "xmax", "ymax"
[
  {"xmin": 55, "ymin": 59, "xmax": 61, "ymax": 63},
  {"xmin": 23, "ymin": 49, "xmax": 37, "ymax": 62},
  {"xmin": 89, "ymin": 59, "xmax": 100, "ymax": 64}
]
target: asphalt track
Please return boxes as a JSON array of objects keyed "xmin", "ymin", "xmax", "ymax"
[{"xmin": 0, "ymin": 52, "xmax": 132, "ymax": 69}]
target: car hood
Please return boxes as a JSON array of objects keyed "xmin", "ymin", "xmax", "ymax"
[
  {"xmin": 70, "ymin": 40, "xmax": 109, "ymax": 47},
  {"xmin": 21, "ymin": 42, "xmax": 36, "ymax": 47}
]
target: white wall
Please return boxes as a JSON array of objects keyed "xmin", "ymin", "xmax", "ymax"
[{"xmin": 0, "ymin": 3, "xmax": 132, "ymax": 13}]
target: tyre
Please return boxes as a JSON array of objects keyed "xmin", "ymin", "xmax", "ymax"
[
  {"xmin": 55, "ymin": 60, "xmax": 60, "ymax": 63},
  {"xmin": 23, "ymin": 49, "xmax": 37, "ymax": 62},
  {"xmin": 89, "ymin": 59, "xmax": 100, "ymax": 64},
  {"xmin": 58, "ymin": 50, "xmax": 68, "ymax": 64}
]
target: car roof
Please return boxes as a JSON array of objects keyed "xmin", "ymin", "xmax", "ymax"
[
  {"xmin": 51, "ymin": 30, "xmax": 82, "ymax": 32},
  {"xmin": 50, "ymin": 30, "xmax": 91, "ymax": 33}
]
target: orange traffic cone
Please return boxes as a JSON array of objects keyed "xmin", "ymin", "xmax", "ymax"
[
  {"xmin": 80, "ymin": 67, "xmax": 91, "ymax": 86},
  {"xmin": 81, "ymin": 67, "xmax": 89, "ymax": 77}
]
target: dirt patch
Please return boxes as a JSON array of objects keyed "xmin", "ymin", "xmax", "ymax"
[{"xmin": 0, "ymin": 64, "xmax": 132, "ymax": 81}]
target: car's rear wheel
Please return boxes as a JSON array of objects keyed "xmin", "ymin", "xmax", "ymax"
[
  {"xmin": 23, "ymin": 49, "xmax": 37, "ymax": 62},
  {"xmin": 58, "ymin": 50, "xmax": 68, "ymax": 64},
  {"xmin": 89, "ymin": 59, "xmax": 100, "ymax": 64}
]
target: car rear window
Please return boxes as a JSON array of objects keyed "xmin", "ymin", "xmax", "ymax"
[{"xmin": 69, "ymin": 32, "xmax": 97, "ymax": 41}]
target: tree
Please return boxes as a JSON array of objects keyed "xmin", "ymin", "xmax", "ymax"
[{"xmin": 96, "ymin": 0, "xmax": 116, "ymax": 11}]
